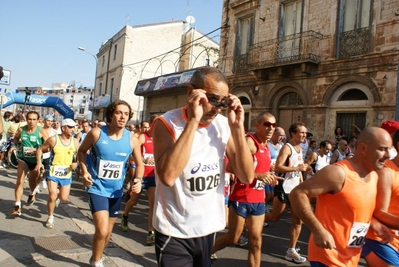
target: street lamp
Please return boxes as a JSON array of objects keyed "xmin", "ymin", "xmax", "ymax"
[{"xmin": 78, "ymin": 47, "xmax": 98, "ymax": 123}]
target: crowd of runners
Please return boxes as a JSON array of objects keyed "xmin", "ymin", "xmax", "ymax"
[{"xmin": 2, "ymin": 66, "xmax": 399, "ymax": 267}]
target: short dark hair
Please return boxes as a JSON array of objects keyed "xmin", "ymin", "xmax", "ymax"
[
  {"xmin": 3, "ymin": 111, "xmax": 13, "ymax": 120},
  {"xmin": 140, "ymin": 121, "xmax": 149, "ymax": 127},
  {"xmin": 12, "ymin": 114, "xmax": 22, "ymax": 123},
  {"xmin": 319, "ymin": 140, "xmax": 331, "ymax": 148},
  {"xmin": 288, "ymin": 122, "xmax": 306, "ymax": 137},
  {"xmin": 190, "ymin": 67, "xmax": 228, "ymax": 89},
  {"xmin": 310, "ymin": 140, "xmax": 316, "ymax": 146},
  {"xmin": 26, "ymin": 111, "xmax": 40, "ymax": 119},
  {"xmin": 105, "ymin": 100, "xmax": 133, "ymax": 123}
]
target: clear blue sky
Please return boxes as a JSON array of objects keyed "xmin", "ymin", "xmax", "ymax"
[{"xmin": 0, "ymin": 0, "xmax": 223, "ymax": 90}]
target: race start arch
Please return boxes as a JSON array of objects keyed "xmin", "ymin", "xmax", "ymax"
[{"xmin": 2, "ymin": 92, "xmax": 74, "ymax": 119}]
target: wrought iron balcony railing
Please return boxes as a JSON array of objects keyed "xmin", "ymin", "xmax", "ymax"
[
  {"xmin": 236, "ymin": 30, "xmax": 323, "ymax": 73},
  {"xmin": 338, "ymin": 27, "xmax": 370, "ymax": 58}
]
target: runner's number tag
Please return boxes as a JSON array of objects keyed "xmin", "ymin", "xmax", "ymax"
[
  {"xmin": 347, "ymin": 222, "xmax": 369, "ymax": 248},
  {"xmin": 50, "ymin": 166, "xmax": 70, "ymax": 179},
  {"xmin": 98, "ymin": 160, "xmax": 124, "ymax": 179}
]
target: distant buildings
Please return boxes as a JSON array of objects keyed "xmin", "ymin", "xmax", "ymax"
[{"xmin": 93, "ymin": 20, "xmax": 219, "ymax": 122}]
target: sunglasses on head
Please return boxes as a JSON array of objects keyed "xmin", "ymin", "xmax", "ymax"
[{"xmin": 263, "ymin": 121, "xmax": 277, "ymax": 128}]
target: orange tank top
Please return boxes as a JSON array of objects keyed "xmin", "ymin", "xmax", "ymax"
[
  {"xmin": 308, "ymin": 159, "xmax": 377, "ymax": 266},
  {"xmin": 366, "ymin": 160, "xmax": 399, "ymax": 250}
]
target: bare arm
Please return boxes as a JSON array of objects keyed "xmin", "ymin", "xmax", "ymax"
[
  {"xmin": 330, "ymin": 151, "xmax": 338, "ymax": 164},
  {"xmin": 373, "ymin": 167, "xmax": 399, "ymax": 229},
  {"xmin": 306, "ymin": 152, "xmax": 317, "ymax": 165},
  {"xmin": 13, "ymin": 127, "xmax": 22, "ymax": 145},
  {"xmin": 275, "ymin": 144, "xmax": 308, "ymax": 173},
  {"xmin": 35, "ymin": 136, "xmax": 56, "ymax": 171},
  {"xmin": 289, "ymin": 165, "xmax": 346, "ymax": 249},
  {"xmin": 78, "ymin": 127, "xmax": 100, "ymax": 186},
  {"xmin": 225, "ymin": 97, "xmax": 254, "ymax": 184},
  {"xmin": 153, "ymin": 118, "xmax": 198, "ymax": 187},
  {"xmin": 129, "ymin": 133, "xmax": 144, "ymax": 193},
  {"xmin": 40, "ymin": 127, "xmax": 50, "ymax": 143}
]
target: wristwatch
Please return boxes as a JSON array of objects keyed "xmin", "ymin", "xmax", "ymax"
[{"xmin": 134, "ymin": 177, "xmax": 143, "ymax": 183}]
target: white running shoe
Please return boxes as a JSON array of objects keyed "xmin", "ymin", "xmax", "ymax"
[
  {"xmin": 285, "ymin": 248, "xmax": 306, "ymax": 263},
  {"xmin": 45, "ymin": 217, "xmax": 54, "ymax": 229},
  {"xmin": 41, "ymin": 179, "xmax": 47, "ymax": 189}
]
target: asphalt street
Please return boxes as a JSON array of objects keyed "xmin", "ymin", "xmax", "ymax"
[{"xmin": 0, "ymin": 166, "xmax": 368, "ymax": 266}]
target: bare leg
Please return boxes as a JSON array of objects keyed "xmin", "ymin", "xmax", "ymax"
[
  {"xmin": 92, "ymin": 211, "xmax": 117, "ymax": 261},
  {"xmin": 213, "ymin": 206, "xmax": 245, "ymax": 253}
]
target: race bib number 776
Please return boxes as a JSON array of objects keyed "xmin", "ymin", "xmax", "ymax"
[{"xmin": 98, "ymin": 160, "xmax": 124, "ymax": 179}]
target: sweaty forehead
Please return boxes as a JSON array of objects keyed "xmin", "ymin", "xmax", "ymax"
[{"xmin": 203, "ymin": 77, "xmax": 229, "ymax": 97}]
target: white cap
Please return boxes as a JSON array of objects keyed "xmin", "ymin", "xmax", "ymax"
[
  {"xmin": 98, "ymin": 121, "xmax": 107, "ymax": 126},
  {"xmin": 61, "ymin": 118, "xmax": 77, "ymax": 127}
]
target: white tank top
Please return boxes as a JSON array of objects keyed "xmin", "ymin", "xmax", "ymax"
[
  {"xmin": 153, "ymin": 107, "xmax": 230, "ymax": 238},
  {"xmin": 282, "ymin": 143, "xmax": 303, "ymax": 193},
  {"xmin": 315, "ymin": 152, "xmax": 329, "ymax": 172},
  {"xmin": 43, "ymin": 128, "xmax": 57, "ymax": 159}
]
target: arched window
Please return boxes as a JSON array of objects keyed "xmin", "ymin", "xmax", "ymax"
[
  {"xmin": 239, "ymin": 96, "xmax": 251, "ymax": 105},
  {"xmin": 279, "ymin": 92, "xmax": 303, "ymax": 106},
  {"xmin": 338, "ymin": 89, "xmax": 368, "ymax": 101}
]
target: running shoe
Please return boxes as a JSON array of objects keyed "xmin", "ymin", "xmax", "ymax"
[
  {"xmin": 11, "ymin": 205, "xmax": 21, "ymax": 216},
  {"xmin": 285, "ymin": 248, "xmax": 307, "ymax": 263},
  {"xmin": 45, "ymin": 217, "xmax": 54, "ymax": 229},
  {"xmin": 27, "ymin": 194, "xmax": 35, "ymax": 206},
  {"xmin": 41, "ymin": 179, "xmax": 47, "ymax": 189},
  {"xmin": 89, "ymin": 256, "xmax": 104, "ymax": 267},
  {"xmin": 236, "ymin": 235, "xmax": 248, "ymax": 247},
  {"xmin": 146, "ymin": 230, "xmax": 155, "ymax": 246},
  {"xmin": 55, "ymin": 198, "xmax": 60, "ymax": 208},
  {"xmin": 121, "ymin": 214, "xmax": 129, "ymax": 232}
]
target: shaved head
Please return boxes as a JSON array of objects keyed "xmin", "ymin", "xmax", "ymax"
[{"xmin": 358, "ymin": 127, "xmax": 391, "ymax": 146}]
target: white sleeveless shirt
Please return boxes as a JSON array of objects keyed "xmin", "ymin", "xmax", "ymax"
[
  {"xmin": 153, "ymin": 107, "xmax": 230, "ymax": 238},
  {"xmin": 282, "ymin": 143, "xmax": 304, "ymax": 193}
]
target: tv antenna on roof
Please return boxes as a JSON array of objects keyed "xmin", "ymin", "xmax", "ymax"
[{"xmin": 186, "ymin": 15, "xmax": 196, "ymax": 25}]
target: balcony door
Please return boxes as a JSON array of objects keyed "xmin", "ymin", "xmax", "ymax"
[{"xmin": 278, "ymin": 0, "xmax": 303, "ymax": 60}]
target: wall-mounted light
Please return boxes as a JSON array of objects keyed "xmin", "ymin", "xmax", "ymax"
[
  {"xmin": 259, "ymin": 17, "xmax": 265, "ymax": 22},
  {"xmin": 253, "ymin": 86, "xmax": 260, "ymax": 96}
]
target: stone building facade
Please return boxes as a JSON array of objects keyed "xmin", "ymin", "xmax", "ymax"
[
  {"xmin": 93, "ymin": 21, "xmax": 219, "ymax": 123},
  {"xmin": 219, "ymin": 0, "xmax": 399, "ymax": 140}
]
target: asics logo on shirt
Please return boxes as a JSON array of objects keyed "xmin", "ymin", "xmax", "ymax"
[
  {"xmin": 101, "ymin": 140, "xmax": 108, "ymax": 145},
  {"xmin": 103, "ymin": 162, "xmax": 121, "ymax": 169},
  {"xmin": 191, "ymin": 163, "xmax": 219, "ymax": 174}
]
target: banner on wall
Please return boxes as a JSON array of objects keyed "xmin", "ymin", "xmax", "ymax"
[{"xmin": 135, "ymin": 69, "xmax": 196, "ymax": 96}]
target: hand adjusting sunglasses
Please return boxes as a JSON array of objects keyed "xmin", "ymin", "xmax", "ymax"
[{"xmin": 190, "ymin": 84, "xmax": 232, "ymax": 108}]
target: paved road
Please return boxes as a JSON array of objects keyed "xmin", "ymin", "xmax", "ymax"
[{"xmin": 0, "ymin": 166, "xmax": 368, "ymax": 266}]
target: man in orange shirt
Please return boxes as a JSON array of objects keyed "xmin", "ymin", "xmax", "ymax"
[
  {"xmin": 290, "ymin": 127, "xmax": 392, "ymax": 267},
  {"xmin": 362, "ymin": 128, "xmax": 399, "ymax": 266}
]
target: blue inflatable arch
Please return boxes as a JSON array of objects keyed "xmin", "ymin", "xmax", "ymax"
[{"xmin": 2, "ymin": 92, "xmax": 74, "ymax": 119}]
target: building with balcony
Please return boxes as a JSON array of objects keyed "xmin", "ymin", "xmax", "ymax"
[
  {"xmin": 219, "ymin": 0, "xmax": 399, "ymax": 140},
  {"xmin": 92, "ymin": 20, "xmax": 219, "ymax": 122}
]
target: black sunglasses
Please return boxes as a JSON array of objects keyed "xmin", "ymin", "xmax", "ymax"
[
  {"xmin": 191, "ymin": 84, "xmax": 232, "ymax": 108},
  {"xmin": 263, "ymin": 121, "xmax": 277, "ymax": 128},
  {"xmin": 206, "ymin": 95, "xmax": 232, "ymax": 108}
]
